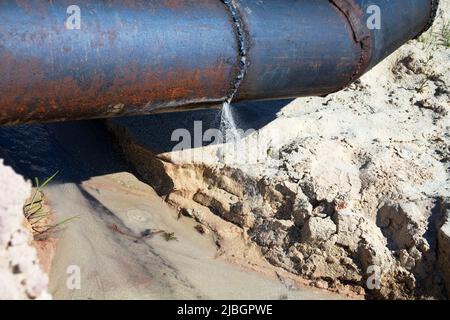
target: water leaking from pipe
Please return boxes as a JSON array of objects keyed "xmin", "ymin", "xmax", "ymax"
[
  {"xmin": 220, "ymin": 102, "xmax": 241, "ymax": 143},
  {"xmin": 0, "ymin": 0, "xmax": 439, "ymax": 125}
]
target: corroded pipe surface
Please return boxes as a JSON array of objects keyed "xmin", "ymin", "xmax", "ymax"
[{"xmin": 0, "ymin": 0, "xmax": 439, "ymax": 125}]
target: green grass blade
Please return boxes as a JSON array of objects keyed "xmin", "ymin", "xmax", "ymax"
[{"xmin": 39, "ymin": 171, "xmax": 59, "ymax": 189}]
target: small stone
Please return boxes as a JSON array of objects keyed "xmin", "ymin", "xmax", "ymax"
[
  {"xmin": 301, "ymin": 217, "xmax": 336, "ymax": 244},
  {"xmin": 399, "ymin": 250, "xmax": 416, "ymax": 270},
  {"xmin": 292, "ymin": 192, "xmax": 313, "ymax": 226},
  {"xmin": 408, "ymin": 246, "xmax": 422, "ymax": 260},
  {"xmin": 313, "ymin": 279, "xmax": 329, "ymax": 289},
  {"xmin": 326, "ymin": 255, "xmax": 338, "ymax": 264},
  {"xmin": 194, "ymin": 224, "xmax": 207, "ymax": 235},
  {"xmin": 341, "ymin": 257, "xmax": 354, "ymax": 266},
  {"xmin": 141, "ymin": 229, "xmax": 152, "ymax": 237}
]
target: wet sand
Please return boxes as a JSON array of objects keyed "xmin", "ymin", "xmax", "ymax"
[
  {"xmin": 47, "ymin": 173, "xmax": 342, "ymax": 300},
  {"xmin": 0, "ymin": 120, "xmax": 344, "ymax": 300}
]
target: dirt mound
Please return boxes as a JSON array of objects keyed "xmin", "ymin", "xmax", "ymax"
[
  {"xmin": 106, "ymin": 1, "xmax": 450, "ymax": 299},
  {"xmin": 0, "ymin": 160, "xmax": 51, "ymax": 300}
]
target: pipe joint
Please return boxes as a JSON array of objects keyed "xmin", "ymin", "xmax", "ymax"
[
  {"xmin": 415, "ymin": 0, "xmax": 440, "ymax": 39},
  {"xmin": 330, "ymin": 0, "xmax": 373, "ymax": 87}
]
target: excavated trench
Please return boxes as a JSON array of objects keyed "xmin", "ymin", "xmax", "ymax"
[
  {"xmin": 0, "ymin": 0, "xmax": 447, "ymax": 301},
  {"xmin": 105, "ymin": 101, "xmax": 450, "ymax": 299},
  {"xmin": 0, "ymin": 121, "xmax": 344, "ymax": 300}
]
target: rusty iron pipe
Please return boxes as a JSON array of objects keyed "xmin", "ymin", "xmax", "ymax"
[{"xmin": 0, "ymin": 0, "xmax": 439, "ymax": 125}]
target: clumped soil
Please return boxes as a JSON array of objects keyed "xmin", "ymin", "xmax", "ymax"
[{"xmin": 106, "ymin": 2, "xmax": 450, "ymax": 300}]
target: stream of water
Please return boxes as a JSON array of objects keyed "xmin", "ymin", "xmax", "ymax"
[{"xmin": 220, "ymin": 102, "xmax": 242, "ymax": 142}]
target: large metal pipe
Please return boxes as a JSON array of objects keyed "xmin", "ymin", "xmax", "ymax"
[{"xmin": 0, "ymin": 0, "xmax": 439, "ymax": 125}]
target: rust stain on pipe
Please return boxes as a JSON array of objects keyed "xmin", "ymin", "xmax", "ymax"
[{"xmin": 0, "ymin": 0, "xmax": 440, "ymax": 125}]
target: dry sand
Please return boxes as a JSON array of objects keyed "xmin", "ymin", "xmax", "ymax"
[{"xmin": 106, "ymin": 1, "xmax": 450, "ymax": 299}]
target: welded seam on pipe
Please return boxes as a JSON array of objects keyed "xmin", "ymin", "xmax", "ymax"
[
  {"xmin": 414, "ymin": 0, "xmax": 440, "ymax": 39},
  {"xmin": 330, "ymin": 0, "xmax": 372, "ymax": 87},
  {"xmin": 221, "ymin": 0, "xmax": 249, "ymax": 104}
]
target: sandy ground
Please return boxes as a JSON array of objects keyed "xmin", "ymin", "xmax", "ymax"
[
  {"xmin": 0, "ymin": 122, "xmax": 342, "ymax": 300},
  {"xmin": 1, "ymin": 1, "xmax": 448, "ymax": 300},
  {"xmin": 0, "ymin": 161, "xmax": 50, "ymax": 300},
  {"xmin": 47, "ymin": 174, "xmax": 341, "ymax": 300},
  {"xmin": 105, "ymin": 1, "xmax": 450, "ymax": 299}
]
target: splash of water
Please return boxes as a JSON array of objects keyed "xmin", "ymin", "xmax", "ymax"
[{"xmin": 220, "ymin": 102, "xmax": 241, "ymax": 142}]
